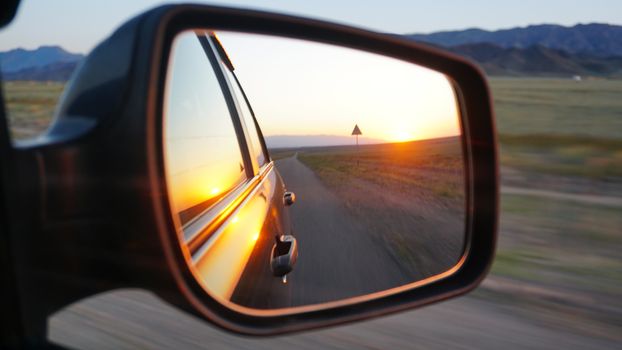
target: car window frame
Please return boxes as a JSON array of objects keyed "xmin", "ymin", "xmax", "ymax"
[
  {"xmin": 179, "ymin": 32, "xmax": 275, "ymax": 249},
  {"xmin": 164, "ymin": 31, "xmax": 251, "ymax": 232},
  {"xmin": 223, "ymin": 67, "xmax": 269, "ymax": 170},
  {"xmin": 208, "ymin": 33, "xmax": 272, "ymax": 169}
]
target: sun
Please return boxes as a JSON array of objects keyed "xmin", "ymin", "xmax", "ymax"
[{"xmin": 390, "ymin": 130, "xmax": 413, "ymax": 143}]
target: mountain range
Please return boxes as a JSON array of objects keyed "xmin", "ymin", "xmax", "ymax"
[
  {"xmin": 1, "ymin": 23, "xmax": 621, "ymax": 80},
  {"xmin": 0, "ymin": 46, "xmax": 83, "ymax": 81},
  {"xmin": 408, "ymin": 23, "xmax": 622, "ymax": 57},
  {"xmin": 408, "ymin": 23, "xmax": 622, "ymax": 77},
  {"xmin": 448, "ymin": 43, "xmax": 622, "ymax": 77}
]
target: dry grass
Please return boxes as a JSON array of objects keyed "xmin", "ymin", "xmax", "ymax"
[
  {"xmin": 298, "ymin": 137, "xmax": 465, "ymax": 205},
  {"xmin": 499, "ymin": 133, "xmax": 622, "ymax": 179},
  {"xmin": 3, "ymin": 81, "xmax": 65, "ymax": 139}
]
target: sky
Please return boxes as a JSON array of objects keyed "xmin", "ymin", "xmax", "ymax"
[
  {"xmin": 216, "ymin": 32, "xmax": 460, "ymax": 141},
  {"xmin": 1, "ymin": 0, "xmax": 622, "ymax": 53}
]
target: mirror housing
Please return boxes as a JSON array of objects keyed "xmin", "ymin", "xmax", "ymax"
[{"xmin": 0, "ymin": 4, "xmax": 497, "ymax": 339}]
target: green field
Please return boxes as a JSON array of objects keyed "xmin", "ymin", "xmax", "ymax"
[
  {"xmin": 492, "ymin": 78, "xmax": 621, "ymax": 336},
  {"xmin": 491, "ymin": 78, "xmax": 622, "ymax": 139},
  {"xmin": 491, "ymin": 78, "xmax": 622, "ymax": 179}
]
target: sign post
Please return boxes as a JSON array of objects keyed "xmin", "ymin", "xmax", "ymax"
[{"xmin": 351, "ymin": 124, "xmax": 362, "ymax": 166}]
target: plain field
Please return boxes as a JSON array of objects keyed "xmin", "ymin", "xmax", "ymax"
[
  {"xmin": 3, "ymin": 80, "xmax": 63, "ymax": 139},
  {"xmin": 3, "ymin": 78, "xmax": 622, "ymax": 348}
]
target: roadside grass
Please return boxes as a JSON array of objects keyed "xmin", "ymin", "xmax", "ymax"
[
  {"xmin": 499, "ymin": 133, "xmax": 622, "ymax": 179},
  {"xmin": 492, "ymin": 78, "xmax": 622, "ymax": 179},
  {"xmin": 298, "ymin": 138, "xmax": 465, "ymax": 201},
  {"xmin": 478, "ymin": 192, "xmax": 622, "ymax": 340},
  {"xmin": 3, "ymin": 81, "xmax": 65, "ymax": 139},
  {"xmin": 269, "ymin": 149, "xmax": 296, "ymax": 161},
  {"xmin": 490, "ymin": 78, "xmax": 622, "ymax": 140},
  {"xmin": 499, "ymin": 192, "xmax": 621, "ymax": 266}
]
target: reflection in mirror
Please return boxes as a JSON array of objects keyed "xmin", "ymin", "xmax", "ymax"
[{"xmin": 163, "ymin": 30, "xmax": 466, "ymax": 312}]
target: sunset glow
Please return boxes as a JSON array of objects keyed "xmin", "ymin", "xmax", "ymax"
[
  {"xmin": 194, "ymin": 196, "xmax": 268, "ymax": 300},
  {"xmin": 164, "ymin": 32, "xmax": 248, "ymax": 215},
  {"xmin": 392, "ymin": 131, "xmax": 413, "ymax": 143}
]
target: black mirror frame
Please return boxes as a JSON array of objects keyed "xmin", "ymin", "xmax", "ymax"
[
  {"xmin": 0, "ymin": 0, "xmax": 20, "ymax": 28},
  {"xmin": 0, "ymin": 4, "xmax": 497, "ymax": 341}
]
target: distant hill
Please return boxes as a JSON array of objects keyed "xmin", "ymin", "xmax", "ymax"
[
  {"xmin": 448, "ymin": 43, "xmax": 622, "ymax": 77},
  {"xmin": 0, "ymin": 46, "xmax": 83, "ymax": 81},
  {"xmin": 266, "ymin": 135, "xmax": 385, "ymax": 149},
  {"xmin": 4, "ymin": 23, "xmax": 622, "ymax": 81},
  {"xmin": 406, "ymin": 23, "xmax": 622, "ymax": 77},
  {"xmin": 3, "ymin": 61, "xmax": 80, "ymax": 81},
  {"xmin": 407, "ymin": 23, "xmax": 622, "ymax": 57}
]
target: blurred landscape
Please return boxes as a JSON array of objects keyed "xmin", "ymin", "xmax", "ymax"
[
  {"xmin": 3, "ymin": 81, "xmax": 64, "ymax": 139},
  {"xmin": 481, "ymin": 78, "xmax": 622, "ymax": 344},
  {"xmin": 3, "ymin": 75, "xmax": 622, "ymax": 347}
]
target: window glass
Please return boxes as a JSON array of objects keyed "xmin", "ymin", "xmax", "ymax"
[
  {"xmin": 221, "ymin": 58, "xmax": 267, "ymax": 169},
  {"xmin": 164, "ymin": 32, "xmax": 247, "ymax": 226}
]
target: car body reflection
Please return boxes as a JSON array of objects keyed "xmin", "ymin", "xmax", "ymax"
[{"xmin": 192, "ymin": 167, "xmax": 277, "ymax": 300}]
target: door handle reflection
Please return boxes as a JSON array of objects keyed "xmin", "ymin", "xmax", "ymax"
[{"xmin": 270, "ymin": 234, "xmax": 298, "ymax": 282}]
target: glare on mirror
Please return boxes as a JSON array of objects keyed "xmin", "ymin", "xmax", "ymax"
[{"xmin": 163, "ymin": 30, "xmax": 465, "ymax": 312}]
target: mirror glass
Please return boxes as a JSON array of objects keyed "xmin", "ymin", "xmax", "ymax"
[{"xmin": 163, "ymin": 30, "xmax": 466, "ymax": 312}]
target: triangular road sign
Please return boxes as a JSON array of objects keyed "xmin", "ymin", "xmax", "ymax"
[{"xmin": 351, "ymin": 124, "xmax": 362, "ymax": 135}]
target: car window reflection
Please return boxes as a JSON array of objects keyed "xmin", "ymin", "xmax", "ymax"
[{"xmin": 164, "ymin": 32, "xmax": 247, "ymax": 226}]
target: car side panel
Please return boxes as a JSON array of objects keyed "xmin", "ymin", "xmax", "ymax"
[{"xmin": 229, "ymin": 165, "xmax": 294, "ymax": 308}]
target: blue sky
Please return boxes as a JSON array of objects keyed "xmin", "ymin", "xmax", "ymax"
[{"xmin": 2, "ymin": 0, "xmax": 622, "ymax": 53}]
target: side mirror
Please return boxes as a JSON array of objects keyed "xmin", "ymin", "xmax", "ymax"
[{"xmin": 1, "ymin": 4, "xmax": 497, "ymax": 339}]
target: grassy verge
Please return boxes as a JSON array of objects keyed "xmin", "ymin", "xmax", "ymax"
[
  {"xmin": 3, "ymin": 81, "xmax": 65, "ymax": 139},
  {"xmin": 490, "ymin": 78, "xmax": 622, "ymax": 140},
  {"xmin": 499, "ymin": 133, "xmax": 622, "ymax": 179},
  {"xmin": 475, "ymin": 192, "xmax": 622, "ymax": 338},
  {"xmin": 297, "ymin": 138, "xmax": 465, "ymax": 202},
  {"xmin": 268, "ymin": 149, "xmax": 296, "ymax": 161}
]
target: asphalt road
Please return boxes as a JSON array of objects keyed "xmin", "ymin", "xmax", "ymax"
[{"xmin": 48, "ymin": 289, "xmax": 618, "ymax": 349}]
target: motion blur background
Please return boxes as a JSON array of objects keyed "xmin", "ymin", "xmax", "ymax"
[{"xmin": 1, "ymin": 0, "xmax": 621, "ymax": 348}]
